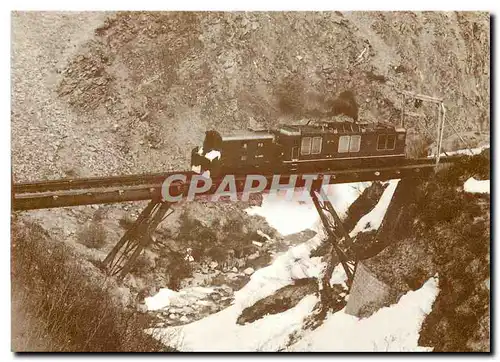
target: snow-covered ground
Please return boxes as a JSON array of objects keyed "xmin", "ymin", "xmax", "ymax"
[
  {"xmin": 429, "ymin": 144, "xmax": 490, "ymax": 157},
  {"xmin": 151, "ymin": 294, "xmax": 320, "ymax": 352},
  {"xmin": 288, "ymin": 276, "xmax": 439, "ymax": 352},
  {"xmin": 245, "ymin": 182, "xmax": 371, "ymax": 236},
  {"xmin": 245, "ymin": 197, "xmax": 318, "ymax": 236},
  {"xmin": 148, "ymin": 263, "xmax": 438, "ymax": 351},
  {"xmin": 146, "ymin": 179, "xmax": 437, "ymax": 351},
  {"xmin": 145, "ymin": 287, "xmax": 215, "ymax": 311},
  {"xmin": 147, "ymin": 231, "xmax": 326, "ymax": 351},
  {"xmin": 349, "ymin": 180, "xmax": 400, "ymax": 238},
  {"xmin": 464, "ymin": 177, "xmax": 490, "ymax": 194}
]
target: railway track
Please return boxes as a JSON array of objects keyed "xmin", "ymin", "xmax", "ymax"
[
  {"xmin": 12, "ymin": 155, "xmax": 462, "ymax": 211},
  {"xmin": 13, "ymin": 156, "xmax": 459, "ymax": 193},
  {"xmin": 13, "ymin": 170, "xmax": 193, "ymax": 194}
]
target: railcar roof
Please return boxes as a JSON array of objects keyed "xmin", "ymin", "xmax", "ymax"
[
  {"xmin": 218, "ymin": 122, "xmax": 405, "ymax": 141},
  {"xmin": 221, "ymin": 129, "xmax": 275, "ymax": 141},
  {"xmin": 278, "ymin": 121, "xmax": 405, "ymax": 135}
]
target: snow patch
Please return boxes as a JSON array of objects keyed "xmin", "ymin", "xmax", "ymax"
[
  {"xmin": 148, "ymin": 294, "xmax": 319, "ymax": 352},
  {"xmin": 325, "ymin": 182, "xmax": 372, "ymax": 219},
  {"xmin": 145, "ymin": 287, "xmax": 214, "ymax": 311},
  {"xmin": 464, "ymin": 177, "xmax": 490, "ymax": 194},
  {"xmin": 234, "ymin": 232, "xmax": 325, "ymax": 310},
  {"xmin": 245, "ymin": 182, "xmax": 371, "ymax": 236},
  {"xmin": 349, "ymin": 179, "xmax": 400, "ymax": 238},
  {"xmin": 205, "ymin": 150, "xmax": 221, "ymax": 161},
  {"xmin": 145, "ymin": 288, "xmax": 179, "ymax": 311},
  {"xmin": 329, "ymin": 263, "xmax": 348, "ymax": 287},
  {"xmin": 430, "ymin": 145, "xmax": 489, "ymax": 157},
  {"xmin": 245, "ymin": 196, "xmax": 319, "ymax": 235},
  {"xmin": 288, "ymin": 276, "xmax": 440, "ymax": 352},
  {"xmin": 256, "ymin": 229, "xmax": 272, "ymax": 241}
]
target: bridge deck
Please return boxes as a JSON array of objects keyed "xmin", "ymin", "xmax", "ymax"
[{"xmin": 12, "ymin": 156, "xmax": 460, "ymax": 211}]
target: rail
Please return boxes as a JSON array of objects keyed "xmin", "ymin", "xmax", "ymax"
[{"xmin": 12, "ymin": 156, "xmax": 462, "ymax": 211}]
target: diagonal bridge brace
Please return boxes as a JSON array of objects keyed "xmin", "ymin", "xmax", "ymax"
[
  {"xmin": 102, "ymin": 199, "xmax": 173, "ymax": 280},
  {"xmin": 310, "ymin": 184, "xmax": 357, "ymax": 287}
]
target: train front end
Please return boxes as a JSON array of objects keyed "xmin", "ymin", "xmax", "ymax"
[{"xmin": 190, "ymin": 130, "xmax": 222, "ymax": 178}]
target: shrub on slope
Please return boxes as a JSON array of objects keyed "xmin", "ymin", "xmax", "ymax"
[{"xmin": 11, "ymin": 220, "xmax": 170, "ymax": 352}]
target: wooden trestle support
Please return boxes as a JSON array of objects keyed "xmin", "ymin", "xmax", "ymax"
[{"xmin": 102, "ymin": 199, "xmax": 173, "ymax": 280}]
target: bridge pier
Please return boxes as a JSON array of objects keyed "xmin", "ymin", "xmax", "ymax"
[
  {"xmin": 344, "ymin": 178, "xmax": 423, "ymax": 317},
  {"xmin": 103, "ymin": 199, "xmax": 173, "ymax": 280}
]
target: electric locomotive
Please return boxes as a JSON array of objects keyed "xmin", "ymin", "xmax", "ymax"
[{"xmin": 191, "ymin": 120, "xmax": 407, "ymax": 177}]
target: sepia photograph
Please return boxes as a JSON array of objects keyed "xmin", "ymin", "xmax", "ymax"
[{"xmin": 10, "ymin": 9, "xmax": 490, "ymax": 352}]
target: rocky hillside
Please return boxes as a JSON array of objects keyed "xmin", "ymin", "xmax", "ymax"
[
  {"xmin": 12, "ymin": 11, "xmax": 489, "ymax": 181},
  {"xmin": 363, "ymin": 151, "xmax": 490, "ymax": 351}
]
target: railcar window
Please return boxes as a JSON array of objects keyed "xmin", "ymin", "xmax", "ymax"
[
  {"xmin": 312, "ymin": 137, "xmax": 323, "ymax": 154},
  {"xmin": 241, "ymin": 155, "xmax": 247, "ymax": 161},
  {"xmin": 258, "ymin": 142, "xmax": 264, "ymax": 147},
  {"xmin": 349, "ymin": 135, "xmax": 361, "ymax": 152},
  {"xmin": 377, "ymin": 135, "xmax": 387, "ymax": 150},
  {"xmin": 338, "ymin": 136, "xmax": 350, "ymax": 153},
  {"xmin": 377, "ymin": 134, "xmax": 396, "ymax": 150},
  {"xmin": 301, "ymin": 137, "xmax": 312, "ymax": 155},
  {"xmin": 386, "ymin": 135, "xmax": 396, "ymax": 150},
  {"xmin": 242, "ymin": 142, "xmax": 248, "ymax": 149}
]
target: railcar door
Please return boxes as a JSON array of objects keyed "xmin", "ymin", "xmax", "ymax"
[{"xmin": 291, "ymin": 146, "xmax": 299, "ymax": 161}]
